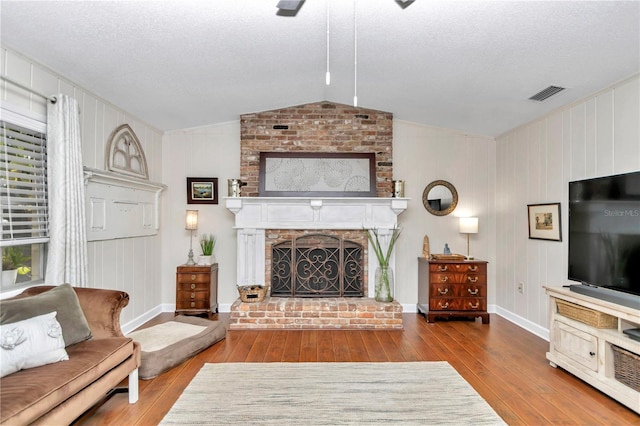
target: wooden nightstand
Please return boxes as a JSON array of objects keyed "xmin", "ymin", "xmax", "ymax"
[
  {"xmin": 175, "ymin": 264, "xmax": 218, "ymax": 315},
  {"xmin": 417, "ymin": 257, "xmax": 489, "ymax": 324}
]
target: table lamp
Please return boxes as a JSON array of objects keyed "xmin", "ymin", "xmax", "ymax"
[
  {"xmin": 459, "ymin": 217, "xmax": 478, "ymax": 260},
  {"xmin": 185, "ymin": 210, "xmax": 198, "ymax": 265}
]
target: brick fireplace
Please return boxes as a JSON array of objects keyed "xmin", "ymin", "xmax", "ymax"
[{"xmin": 227, "ymin": 101, "xmax": 405, "ymax": 330}]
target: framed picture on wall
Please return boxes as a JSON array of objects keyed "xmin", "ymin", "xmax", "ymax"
[
  {"xmin": 527, "ymin": 202, "xmax": 562, "ymax": 241},
  {"xmin": 187, "ymin": 177, "xmax": 218, "ymax": 204},
  {"xmin": 258, "ymin": 152, "xmax": 376, "ymax": 197}
]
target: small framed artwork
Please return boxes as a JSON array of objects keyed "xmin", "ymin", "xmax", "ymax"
[
  {"xmin": 527, "ymin": 203, "xmax": 562, "ymax": 241},
  {"xmin": 187, "ymin": 177, "xmax": 218, "ymax": 204}
]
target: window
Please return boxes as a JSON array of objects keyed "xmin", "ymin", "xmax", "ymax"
[{"xmin": 1, "ymin": 115, "xmax": 48, "ymax": 290}]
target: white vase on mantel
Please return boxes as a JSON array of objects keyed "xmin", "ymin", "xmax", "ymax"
[{"xmin": 197, "ymin": 255, "xmax": 216, "ymax": 266}]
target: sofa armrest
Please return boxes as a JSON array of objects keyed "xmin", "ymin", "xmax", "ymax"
[{"xmin": 17, "ymin": 285, "xmax": 129, "ymax": 339}]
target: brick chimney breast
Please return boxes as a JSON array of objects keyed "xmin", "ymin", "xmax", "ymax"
[{"xmin": 240, "ymin": 101, "xmax": 393, "ymax": 197}]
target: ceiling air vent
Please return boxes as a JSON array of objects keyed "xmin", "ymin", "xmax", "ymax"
[{"xmin": 529, "ymin": 86, "xmax": 566, "ymax": 102}]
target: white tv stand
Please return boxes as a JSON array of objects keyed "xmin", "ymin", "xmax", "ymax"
[{"xmin": 545, "ymin": 286, "xmax": 640, "ymax": 414}]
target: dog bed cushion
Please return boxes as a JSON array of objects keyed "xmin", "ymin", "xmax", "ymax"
[{"xmin": 128, "ymin": 315, "xmax": 226, "ymax": 379}]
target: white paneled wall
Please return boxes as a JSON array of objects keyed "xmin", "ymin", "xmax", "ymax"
[
  {"xmin": 392, "ymin": 121, "xmax": 496, "ymax": 309},
  {"xmin": 161, "ymin": 123, "xmax": 240, "ymax": 311},
  {"xmin": 1, "ymin": 46, "xmax": 164, "ymax": 329},
  {"xmin": 495, "ymin": 74, "xmax": 640, "ymax": 336}
]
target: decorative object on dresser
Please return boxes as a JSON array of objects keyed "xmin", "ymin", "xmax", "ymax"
[
  {"xmin": 417, "ymin": 257, "xmax": 489, "ymax": 324},
  {"xmin": 459, "ymin": 217, "xmax": 479, "ymax": 260},
  {"xmin": 198, "ymin": 233, "xmax": 216, "ymax": 265},
  {"xmin": 175, "ymin": 264, "xmax": 218, "ymax": 315},
  {"xmin": 422, "ymin": 234, "xmax": 430, "ymax": 258},
  {"xmin": 184, "ymin": 210, "xmax": 198, "ymax": 265},
  {"xmin": 545, "ymin": 286, "xmax": 640, "ymax": 414}
]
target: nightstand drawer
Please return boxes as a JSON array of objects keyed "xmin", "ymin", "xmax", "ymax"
[
  {"xmin": 177, "ymin": 281, "xmax": 209, "ymax": 291},
  {"xmin": 176, "ymin": 273, "xmax": 210, "ymax": 284},
  {"xmin": 429, "ymin": 298, "xmax": 486, "ymax": 311}
]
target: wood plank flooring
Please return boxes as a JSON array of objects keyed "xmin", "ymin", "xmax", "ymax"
[{"xmin": 76, "ymin": 313, "xmax": 639, "ymax": 425}]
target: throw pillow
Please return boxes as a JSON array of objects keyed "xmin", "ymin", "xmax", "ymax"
[
  {"xmin": 0, "ymin": 311, "xmax": 69, "ymax": 378},
  {"xmin": 0, "ymin": 283, "xmax": 92, "ymax": 346}
]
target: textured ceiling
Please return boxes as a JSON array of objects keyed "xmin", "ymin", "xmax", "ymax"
[{"xmin": 1, "ymin": 0, "xmax": 639, "ymax": 137}]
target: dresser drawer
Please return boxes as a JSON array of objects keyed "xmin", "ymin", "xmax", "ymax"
[
  {"xmin": 429, "ymin": 298, "xmax": 486, "ymax": 312},
  {"xmin": 176, "ymin": 299, "xmax": 210, "ymax": 310},
  {"xmin": 177, "ymin": 289, "xmax": 209, "ymax": 301},
  {"xmin": 177, "ymin": 273, "xmax": 210, "ymax": 284},
  {"xmin": 429, "ymin": 263, "xmax": 486, "ymax": 274},
  {"xmin": 177, "ymin": 281, "xmax": 210, "ymax": 291},
  {"xmin": 429, "ymin": 283, "xmax": 486, "ymax": 298},
  {"xmin": 430, "ymin": 272, "xmax": 487, "ymax": 285}
]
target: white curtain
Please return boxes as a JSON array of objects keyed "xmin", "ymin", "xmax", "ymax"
[{"xmin": 45, "ymin": 95, "xmax": 88, "ymax": 287}]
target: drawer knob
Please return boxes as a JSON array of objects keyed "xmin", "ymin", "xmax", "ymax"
[
  {"xmin": 438, "ymin": 265, "xmax": 448, "ymax": 272},
  {"xmin": 191, "ymin": 274, "xmax": 196, "ymax": 280},
  {"xmin": 467, "ymin": 276, "xmax": 479, "ymax": 283},
  {"xmin": 468, "ymin": 288, "xmax": 479, "ymax": 295},
  {"xmin": 469, "ymin": 265, "xmax": 478, "ymax": 272},
  {"xmin": 438, "ymin": 302, "xmax": 449, "ymax": 309},
  {"xmin": 191, "ymin": 302, "xmax": 195, "ymax": 308},
  {"xmin": 191, "ymin": 283, "xmax": 196, "ymax": 289},
  {"xmin": 191, "ymin": 292, "xmax": 195, "ymax": 299},
  {"xmin": 438, "ymin": 288, "xmax": 448, "ymax": 295},
  {"xmin": 439, "ymin": 276, "xmax": 449, "ymax": 283},
  {"xmin": 469, "ymin": 302, "xmax": 479, "ymax": 309}
]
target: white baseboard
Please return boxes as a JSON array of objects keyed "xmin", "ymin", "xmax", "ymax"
[{"xmin": 494, "ymin": 306, "xmax": 549, "ymax": 341}]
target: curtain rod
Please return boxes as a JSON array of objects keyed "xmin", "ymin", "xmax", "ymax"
[{"xmin": 0, "ymin": 75, "xmax": 57, "ymax": 104}]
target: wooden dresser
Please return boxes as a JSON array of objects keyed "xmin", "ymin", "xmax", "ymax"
[
  {"xmin": 417, "ymin": 257, "xmax": 489, "ymax": 324},
  {"xmin": 175, "ymin": 264, "xmax": 218, "ymax": 315}
]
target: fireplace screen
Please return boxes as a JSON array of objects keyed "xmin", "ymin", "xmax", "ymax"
[{"xmin": 271, "ymin": 234, "xmax": 364, "ymax": 297}]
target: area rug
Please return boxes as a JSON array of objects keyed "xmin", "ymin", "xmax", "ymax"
[{"xmin": 160, "ymin": 362, "xmax": 506, "ymax": 425}]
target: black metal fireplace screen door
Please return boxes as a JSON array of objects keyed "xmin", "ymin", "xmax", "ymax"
[{"xmin": 271, "ymin": 234, "xmax": 364, "ymax": 297}]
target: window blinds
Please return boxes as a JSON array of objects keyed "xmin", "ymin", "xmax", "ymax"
[{"xmin": 0, "ymin": 120, "xmax": 49, "ymax": 245}]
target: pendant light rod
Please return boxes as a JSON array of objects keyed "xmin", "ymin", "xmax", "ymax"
[
  {"xmin": 353, "ymin": 0, "xmax": 358, "ymax": 107},
  {"xmin": 326, "ymin": 0, "xmax": 331, "ymax": 85}
]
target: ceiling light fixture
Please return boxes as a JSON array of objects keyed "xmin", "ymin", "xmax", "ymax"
[
  {"xmin": 326, "ymin": 0, "xmax": 331, "ymax": 85},
  {"xmin": 276, "ymin": 0, "xmax": 305, "ymax": 16},
  {"xmin": 395, "ymin": 0, "xmax": 415, "ymax": 9},
  {"xmin": 353, "ymin": 0, "xmax": 358, "ymax": 107}
]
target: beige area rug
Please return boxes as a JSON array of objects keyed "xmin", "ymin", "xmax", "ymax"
[{"xmin": 160, "ymin": 362, "xmax": 506, "ymax": 425}]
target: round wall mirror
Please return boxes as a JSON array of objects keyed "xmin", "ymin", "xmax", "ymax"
[{"xmin": 422, "ymin": 180, "xmax": 458, "ymax": 216}]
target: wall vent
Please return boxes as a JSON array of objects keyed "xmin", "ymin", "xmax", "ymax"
[
  {"xmin": 529, "ymin": 86, "xmax": 565, "ymax": 102},
  {"xmin": 273, "ymin": 125, "xmax": 289, "ymax": 130}
]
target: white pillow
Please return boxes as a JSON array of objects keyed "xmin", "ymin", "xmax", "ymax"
[{"xmin": 0, "ymin": 311, "xmax": 69, "ymax": 378}]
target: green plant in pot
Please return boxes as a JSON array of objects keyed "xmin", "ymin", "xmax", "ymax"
[
  {"xmin": 366, "ymin": 226, "xmax": 401, "ymax": 302},
  {"xmin": 2, "ymin": 246, "xmax": 31, "ymax": 286},
  {"xmin": 198, "ymin": 234, "xmax": 216, "ymax": 265}
]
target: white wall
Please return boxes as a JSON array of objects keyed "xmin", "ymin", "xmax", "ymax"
[
  {"xmin": 495, "ymin": 74, "xmax": 640, "ymax": 337},
  {"xmin": 161, "ymin": 123, "xmax": 240, "ymax": 310},
  {"xmin": 1, "ymin": 46, "xmax": 165, "ymax": 329},
  {"xmin": 393, "ymin": 121, "xmax": 497, "ymax": 309}
]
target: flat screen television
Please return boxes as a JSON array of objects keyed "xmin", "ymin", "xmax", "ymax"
[{"xmin": 568, "ymin": 171, "xmax": 640, "ymax": 309}]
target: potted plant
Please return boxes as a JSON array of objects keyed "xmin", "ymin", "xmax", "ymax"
[
  {"xmin": 366, "ymin": 226, "xmax": 401, "ymax": 302},
  {"xmin": 198, "ymin": 234, "xmax": 216, "ymax": 265},
  {"xmin": 2, "ymin": 246, "xmax": 31, "ymax": 286}
]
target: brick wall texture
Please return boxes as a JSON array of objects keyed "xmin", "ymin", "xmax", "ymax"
[{"xmin": 240, "ymin": 101, "xmax": 394, "ymax": 197}]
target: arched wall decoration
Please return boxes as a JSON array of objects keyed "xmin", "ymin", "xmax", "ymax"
[{"xmin": 106, "ymin": 124, "xmax": 149, "ymax": 180}]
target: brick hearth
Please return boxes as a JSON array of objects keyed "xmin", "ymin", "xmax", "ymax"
[{"xmin": 229, "ymin": 297, "xmax": 403, "ymax": 330}]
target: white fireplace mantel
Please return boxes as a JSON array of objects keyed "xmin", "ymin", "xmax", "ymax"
[{"xmin": 226, "ymin": 197, "xmax": 408, "ymax": 297}]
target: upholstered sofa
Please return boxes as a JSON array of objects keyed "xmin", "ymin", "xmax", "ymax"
[{"xmin": 0, "ymin": 285, "xmax": 140, "ymax": 425}]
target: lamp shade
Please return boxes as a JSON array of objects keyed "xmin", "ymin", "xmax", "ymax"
[
  {"xmin": 185, "ymin": 210, "xmax": 199, "ymax": 230},
  {"xmin": 459, "ymin": 217, "xmax": 478, "ymax": 234}
]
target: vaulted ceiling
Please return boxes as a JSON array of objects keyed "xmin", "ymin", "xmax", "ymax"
[{"xmin": 1, "ymin": 0, "xmax": 638, "ymax": 137}]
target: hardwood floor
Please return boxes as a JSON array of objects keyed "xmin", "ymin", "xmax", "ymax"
[{"xmin": 77, "ymin": 313, "xmax": 639, "ymax": 425}]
